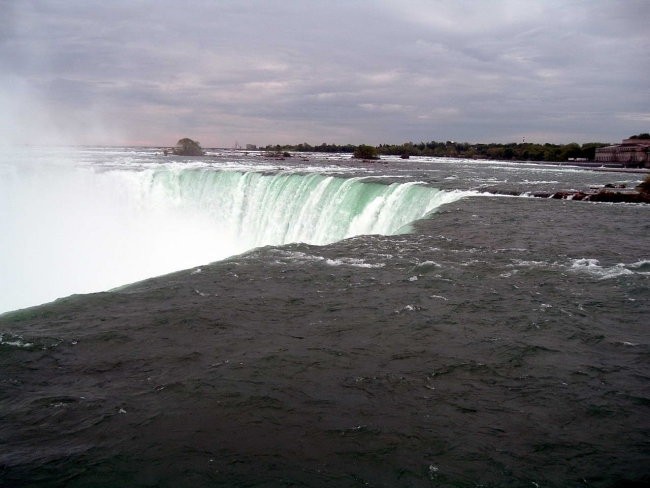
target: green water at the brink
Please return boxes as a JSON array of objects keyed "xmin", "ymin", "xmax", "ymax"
[{"xmin": 150, "ymin": 169, "xmax": 465, "ymax": 247}]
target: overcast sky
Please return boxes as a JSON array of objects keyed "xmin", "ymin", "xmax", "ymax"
[{"xmin": 1, "ymin": 0, "xmax": 648, "ymax": 147}]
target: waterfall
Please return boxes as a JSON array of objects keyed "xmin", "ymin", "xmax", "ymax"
[{"xmin": 0, "ymin": 159, "xmax": 466, "ymax": 312}]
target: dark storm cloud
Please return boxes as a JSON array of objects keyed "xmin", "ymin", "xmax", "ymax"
[{"xmin": 1, "ymin": 0, "xmax": 648, "ymax": 146}]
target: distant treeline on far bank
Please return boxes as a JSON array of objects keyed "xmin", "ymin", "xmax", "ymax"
[{"xmin": 263, "ymin": 140, "xmax": 612, "ymax": 162}]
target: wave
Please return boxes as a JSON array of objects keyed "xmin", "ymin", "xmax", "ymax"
[
  {"xmin": 503, "ymin": 257, "xmax": 650, "ymax": 280},
  {"xmin": 568, "ymin": 258, "xmax": 650, "ymax": 280}
]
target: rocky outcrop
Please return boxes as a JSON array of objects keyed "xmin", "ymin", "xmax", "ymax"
[
  {"xmin": 486, "ymin": 183, "xmax": 650, "ymax": 204},
  {"xmin": 637, "ymin": 175, "xmax": 650, "ymax": 194},
  {"xmin": 537, "ymin": 189, "xmax": 650, "ymax": 203}
]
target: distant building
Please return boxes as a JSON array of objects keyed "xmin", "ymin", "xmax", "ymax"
[
  {"xmin": 595, "ymin": 137, "xmax": 650, "ymax": 167},
  {"xmin": 246, "ymin": 144, "xmax": 257, "ymax": 150}
]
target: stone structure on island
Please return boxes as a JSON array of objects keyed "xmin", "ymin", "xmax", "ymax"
[
  {"xmin": 172, "ymin": 138, "xmax": 205, "ymax": 156},
  {"xmin": 595, "ymin": 134, "xmax": 650, "ymax": 167}
]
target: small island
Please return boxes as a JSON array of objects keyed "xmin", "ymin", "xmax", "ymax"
[
  {"xmin": 171, "ymin": 138, "xmax": 205, "ymax": 156},
  {"xmin": 353, "ymin": 144, "xmax": 380, "ymax": 160}
]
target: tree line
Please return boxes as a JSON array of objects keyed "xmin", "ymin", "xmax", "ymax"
[{"xmin": 263, "ymin": 140, "xmax": 612, "ymax": 161}]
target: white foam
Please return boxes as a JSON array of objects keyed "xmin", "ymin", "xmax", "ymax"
[
  {"xmin": 0, "ymin": 334, "xmax": 33, "ymax": 348},
  {"xmin": 569, "ymin": 258, "xmax": 638, "ymax": 280},
  {"xmin": 508, "ymin": 259, "xmax": 554, "ymax": 268},
  {"xmin": 271, "ymin": 251, "xmax": 386, "ymax": 269},
  {"xmin": 397, "ymin": 304, "xmax": 422, "ymax": 313},
  {"xmin": 499, "ymin": 271, "xmax": 518, "ymax": 278},
  {"xmin": 325, "ymin": 258, "xmax": 385, "ymax": 269}
]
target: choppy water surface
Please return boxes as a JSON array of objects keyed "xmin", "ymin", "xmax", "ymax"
[{"xmin": 0, "ymin": 148, "xmax": 648, "ymax": 487}]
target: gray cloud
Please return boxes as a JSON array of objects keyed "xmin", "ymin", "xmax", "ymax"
[{"xmin": 1, "ymin": 0, "xmax": 648, "ymax": 146}]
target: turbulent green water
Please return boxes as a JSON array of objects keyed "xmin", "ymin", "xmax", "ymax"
[{"xmin": 143, "ymin": 169, "xmax": 465, "ymax": 247}]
